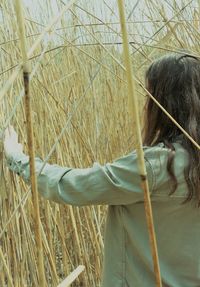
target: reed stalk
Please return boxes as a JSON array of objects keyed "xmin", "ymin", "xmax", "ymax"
[
  {"xmin": 14, "ymin": 0, "xmax": 46, "ymax": 286},
  {"xmin": 117, "ymin": 0, "xmax": 162, "ymax": 286}
]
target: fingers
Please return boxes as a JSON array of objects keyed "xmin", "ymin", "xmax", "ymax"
[
  {"xmin": 4, "ymin": 125, "xmax": 18, "ymax": 143},
  {"xmin": 18, "ymin": 143, "xmax": 23, "ymax": 153},
  {"xmin": 5, "ymin": 125, "xmax": 13, "ymax": 136},
  {"xmin": 3, "ymin": 125, "xmax": 24, "ymax": 157},
  {"xmin": 4, "ymin": 128, "xmax": 10, "ymax": 142}
]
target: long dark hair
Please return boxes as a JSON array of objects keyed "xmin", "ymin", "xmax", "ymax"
[{"xmin": 143, "ymin": 53, "xmax": 200, "ymax": 205}]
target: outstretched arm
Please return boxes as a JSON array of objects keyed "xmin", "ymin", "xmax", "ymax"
[{"xmin": 4, "ymin": 126, "xmax": 154, "ymax": 206}]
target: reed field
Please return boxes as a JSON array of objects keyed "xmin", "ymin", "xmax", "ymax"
[{"xmin": 0, "ymin": 0, "xmax": 199, "ymax": 286}]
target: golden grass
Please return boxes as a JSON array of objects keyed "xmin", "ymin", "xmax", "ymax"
[{"xmin": 0, "ymin": 0, "xmax": 199, "ymax": 286}]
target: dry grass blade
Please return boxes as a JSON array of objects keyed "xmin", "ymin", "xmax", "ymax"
[
  {"xmin": 57, "ymin": 265, "xmax": 85, "ymax": 287},
  {"xmin": 0, "ymin": 247, "xmax": 14, "ymax": 287},
  {"xmin": 27, "ymin": 0, "xmax": 77, "ymax": 58}
]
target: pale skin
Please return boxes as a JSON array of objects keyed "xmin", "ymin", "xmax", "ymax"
[{"xmin": 4, "ymin": 126, "xmax": 24, "ymax": 159}]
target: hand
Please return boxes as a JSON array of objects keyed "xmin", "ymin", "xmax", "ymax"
[{"xmin": 4, "ymin": 126, "xmax": 24, "ymax": 159}]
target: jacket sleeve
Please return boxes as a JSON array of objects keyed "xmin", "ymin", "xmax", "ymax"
[{"xmin": 6, "ymin": 151, "xmax": 154, "ymax": 206}]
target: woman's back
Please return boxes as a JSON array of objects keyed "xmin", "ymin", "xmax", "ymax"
[{"xmin": 102, "ymin": 143, "xmax": 200, "ymax": 287}]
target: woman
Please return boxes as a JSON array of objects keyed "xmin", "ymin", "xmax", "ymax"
[{"xmin": 4, "ymin": 53, "xmax": 200, "ymax": 287}]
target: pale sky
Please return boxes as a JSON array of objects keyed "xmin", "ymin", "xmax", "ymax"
[{"xmin": 1, "ymin": 0, "xmax": 198, "ymax": 47}]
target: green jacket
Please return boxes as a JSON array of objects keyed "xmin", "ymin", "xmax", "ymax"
[{"xmin": 7, "ymin": 143, "xmax": 200, "ymax": 287}]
